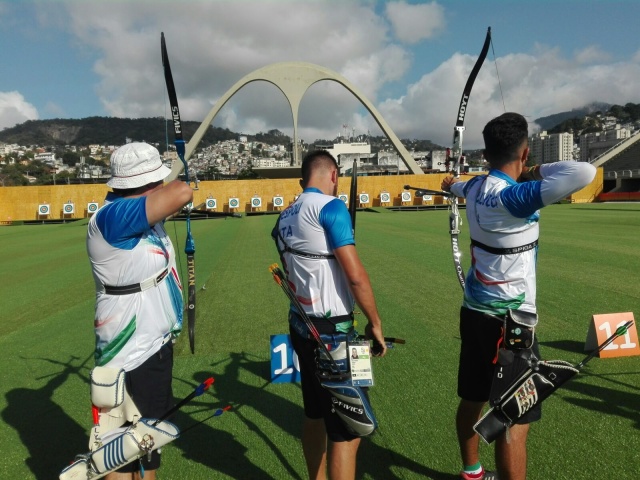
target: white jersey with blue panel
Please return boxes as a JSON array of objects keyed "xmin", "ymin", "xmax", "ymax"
[
  {"xmin": 87, "ymin": 192, "xmax": 183, "ymax": 371},
  {"xmin": 273, "ymin": 187, "xmax": 355, "ymax": 319},
  {"xmin": 450, "ymin": 161, "xmax": 596, "ymax": 315}
]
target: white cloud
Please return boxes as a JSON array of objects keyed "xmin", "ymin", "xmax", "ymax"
[
  {"xmin": 378, "ymin": 47, "xmax": 640, "ymax": 148},
  {"xmin": 385, "ymin": 1, "xmax": 445, "ymax": 44},
  {"xmin": 61, "ymin": 0, "xmax": 401, "ymax": 141},
  {"xmin": 17, "ymin": 1, "xmax": 638, "ymax": 149},
  {"xmin": 574, "ymin": 46, "xmax": 611, "ymax": 64},
  {"xmin": 0, "ymin": 91, "xmax": 39, "ymax": 131}
]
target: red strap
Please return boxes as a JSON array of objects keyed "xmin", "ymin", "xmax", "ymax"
[{"xmin": 492, "ymin": 328, "xmax": 504, "ymax": 364}]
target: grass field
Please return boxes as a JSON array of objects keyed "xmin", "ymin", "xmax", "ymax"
[{"xmin": 0, "ymin": 203, "xmax": 639, "ymax": 479}]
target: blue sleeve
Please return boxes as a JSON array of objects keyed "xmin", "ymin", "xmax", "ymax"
[
  {"xmin": 95, "ymin": 197, "xmax": 150, "ymax": 249},
  {"xmin": 319, "ymin": 198, "xmax": 355, "ymax": 250},
  {"xmin": 500, "ymin": 181, "xmax": 544, "ymax": 218}
]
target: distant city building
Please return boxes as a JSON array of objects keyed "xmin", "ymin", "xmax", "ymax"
[
  {"xmin": 318, "ymin": 141, "xmax": 372, "ymax": 175},
  {"xmin": 580, "ymin": 124, "xmax": 631, "ymax": 162},
  {"xmin": 33, "ymin": 151, "xmax": 58, "ymax": 165},
  {"xmin": 253, "ymin": 157, "xmax": 290, "ymax": 168},
  {"xmin": 529, "ymin": 131, "xmax": 574, "ymax": 164}
]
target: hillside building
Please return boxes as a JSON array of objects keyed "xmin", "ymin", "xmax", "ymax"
[{"xmin": 580, "ymin": 124, "xmax": 631, "ymax": 162}]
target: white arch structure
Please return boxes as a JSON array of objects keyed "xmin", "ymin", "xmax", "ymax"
[{"xmin": 168, "ymin": 61, "xmax": 423, "ymax": 181}]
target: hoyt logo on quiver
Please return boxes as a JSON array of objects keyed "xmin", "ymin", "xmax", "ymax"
[{"xmin": 320, "ymin": 381, "xmax": 378, "ymax": 437}]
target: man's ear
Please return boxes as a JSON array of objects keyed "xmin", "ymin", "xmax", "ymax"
[{"xmin": 522, "ymin": 146, "xmax": 530, "ymax": 162}]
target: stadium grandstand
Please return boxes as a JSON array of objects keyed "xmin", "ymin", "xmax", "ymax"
[{"xmin": 591, "ymin": 131, "xmax": 640, "ymax": 200}]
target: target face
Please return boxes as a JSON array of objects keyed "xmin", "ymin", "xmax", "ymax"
[
  {"xmin": 252, "ymin": 197, "xmax": 262, "ymax": 207},
  {"xmin": 401, "ymin": 192, "xmax": 412, "ymax": 202},
  {"xmin": 338, "ymin": 194, "xmax": 348, "ymax": 204},
  {"xmin": 423, "ymin": 195, "xmax": 432, "ymax": 201},
  {"xmin": 206, "ymin": 198, "xmax": 217, "ymax": 209},
  {"xmin": 87, "ymin": 202, "xmax": 99, "ymax": 213},
  {"xmin": 229, "ymin": 198, "xmax": 239, "ymax": 208},
  {"xmin": 380, "ymin": 192, "xmax": 390, "ymax": 203},
  {"xmin": 359, "ymin": 193, "xmax": 369, "ymax": 204},
  {"xmin": 38, "ymin": 204, "xmax": 50, "ymax": 215},
  {"xmin": 273, "ymin": 196, "xmax": 284, "ymax": 207},
  {"xmin": 63, "ymin": 203, "xmax": 74, "ymax": 214}
]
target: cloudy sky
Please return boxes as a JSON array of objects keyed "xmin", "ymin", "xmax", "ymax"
[{"xmin": 1, "ymin": 0, "xmax": 639, "ymax": 148}]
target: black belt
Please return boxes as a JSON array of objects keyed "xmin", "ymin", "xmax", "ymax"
[
  {"xmin": 289, "ymin": 311, "xmax": 354, "ymax": 337},
  {"xmin": 471, "ymin": 239, "xmax": 538, "ymax": 255},
  {"xmin": 104, "ymin": 268, "xmax": 169, "ymax": 295}
]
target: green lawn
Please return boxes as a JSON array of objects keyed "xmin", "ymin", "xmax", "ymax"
[{"xmin": 0, "ymin": 203, "xmax": 639, "ymax": 479}]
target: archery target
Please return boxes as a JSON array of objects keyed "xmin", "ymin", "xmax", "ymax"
[
  {"xmin": 206, "ymin": 198, "xmax": 217, "ymax": 209},
  {"xmin": 380, "ymin": 192, "xmax": 390, "ymax": 203},
  {"xmin": 252, "ymin": 197, "xmax": 262, "ymax": 208},
  {"xmin": 338, "ymin": 194, "xmax": 348, "ymax": 204},
  {"xmin": 423, "ymin": 195, "xmax": 433, "ymax": 202},
  {"xmin": 87, "ymin": 202, "xmax": 99, "ymax": 213},
  {"xmin": 63, "ymin": 203, "xmax": 74, "ymax": 214},
  {"xmin": 273, "ymin": 196, "xmax": 284, "ymax": 207},
  {"xmin": 401, "ymin": 191, "xmax": 412, "ymax": 202},
  {"xmin": 229, "ymin": 197, "xmax": 240, "ymax": 209},
  {"xmin": 359, "ymin": 193, "xmax": 369, "ymax": 204},
  {"xmin": 38, "ymin": 204, "xmax": 50, "ymax": 215}
]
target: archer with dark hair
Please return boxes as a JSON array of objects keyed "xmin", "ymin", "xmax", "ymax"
[
  {"xmin": 272, "ymin": 149, "xmax": 386, "ymax": 480},
  {"xmin": 441, "ymin": 112, "xmax": 596, "ymax": 480}
]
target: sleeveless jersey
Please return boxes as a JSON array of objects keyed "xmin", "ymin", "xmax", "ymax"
[
  {"xmin": 272, "ymin": 187, "xmax": 355, "ymax": 318},
  {"xmin": 87, "ymin": 192, "xmax": 183, "ymax": 371},
  {"xmin": 451, "ymin": 161, "xmax": 596, "ymax": 315}
]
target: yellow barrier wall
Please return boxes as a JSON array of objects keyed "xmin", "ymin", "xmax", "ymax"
[
  {"xmin": 0, "ymin": 168, "xmax": 602, "ymax": 221},
  {"xmin": 569, "ymin": 165, "xmax": 603, "ymax": 203}
]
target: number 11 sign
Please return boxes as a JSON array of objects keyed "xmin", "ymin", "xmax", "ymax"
[{"xmin": 585, "ymin": 312, "xmax": 639, "ymax": 359}]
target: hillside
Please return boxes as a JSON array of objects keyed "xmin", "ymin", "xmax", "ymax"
[
  {"xmin": 0, "ymin": 117, "xmax": 239, "ymax": 148},
  {"xmin": 1, "ymin": 101, "xmax": 638, "ymax": 150},
  {"xmin": 533, "ymin": 102, "xmax": 611, "ymax": 130},
  {"xmin": 534, "ymin": 102, "xmax": 640, "ymax": 135},
  {"xmin": 0, "ymin": 116, "xmax": 444, "ymax": 153}
]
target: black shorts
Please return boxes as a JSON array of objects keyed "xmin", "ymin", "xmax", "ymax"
[
  {"xmin": 289, "ymin": 324, "xmax": 361, "ymax": 443},
  {"xmin": 457, "ymin": 307, "xmax": 541, "ymax": 424},
  {"xmin": 118, "ymin": 340, "xmax": 174, "ymax": 473}
]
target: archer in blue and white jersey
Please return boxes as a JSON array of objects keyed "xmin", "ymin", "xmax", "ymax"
[
  {"xmin": 272, "ymin": 150, "xmax": 386, "ymax": 480},
  {"xmin": 449, "ymin": 160, "xmax": 596, "ymax": 315},
  {"xmin": 86, "ymin": 143, "xmax": 193, "ymax": 373},
  {"xmin": 442, "ymin": 113, "xmax": 596, "ymax": 480},
  {"xmin": 273, "ymin": 186, "xmax": 355, "ymax": 320}
]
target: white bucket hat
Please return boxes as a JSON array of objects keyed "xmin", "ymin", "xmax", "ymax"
[{"xmin": 107, "ymin": 142, "xmax": 172, "ymax": 189}]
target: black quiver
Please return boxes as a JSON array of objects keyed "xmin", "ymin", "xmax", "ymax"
[{"xmin": 473, "ymin": 310, "xmax": 581, "ymax": 443}]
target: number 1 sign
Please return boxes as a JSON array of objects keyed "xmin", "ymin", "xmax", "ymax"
[
  {"xmin": 585, "ymin": 312, "xmax": 639, "ymax": 359},
  {"xmin": 270, "ymin": 334, "xmax": 301, "ymax": 383}
]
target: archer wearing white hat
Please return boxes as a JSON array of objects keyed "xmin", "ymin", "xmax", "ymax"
[{"xmin": 86, "ymin": 142, "xmax": 192, "ymax": 479}]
